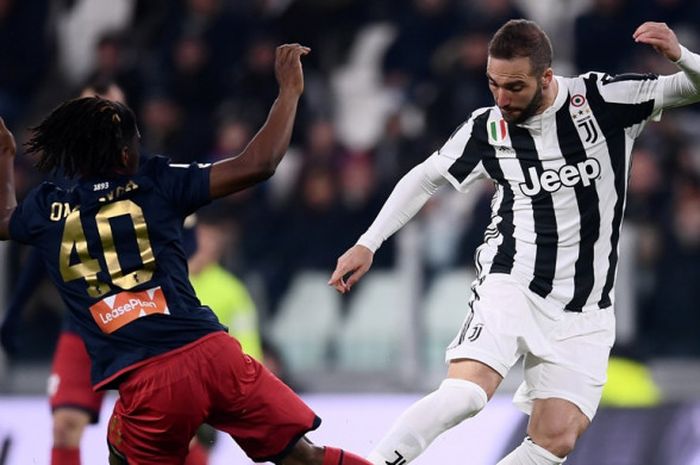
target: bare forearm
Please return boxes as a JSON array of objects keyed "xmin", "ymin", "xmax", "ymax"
[
  {"xmin": 242, "ymin": 90, "xmax": 299, "ymax": 173},
  {"xmin": 209, "ymin": 43, "xmax": 309, "ymax": 199},
  {"xmin": 0, "ymin": 117, "xmax": 16, "ymax": 240},
  {"xmin": 0, "ymin": 156, "xmax": 17, "ymax": 240},
  {"xmin": 209, "ymin": 91, "xmax": 300, "ymax": 198}
]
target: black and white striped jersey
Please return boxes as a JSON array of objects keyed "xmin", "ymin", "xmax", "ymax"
[{"xmin": 434, "ymin": 72, "xmax": 662, "ymax": 312}]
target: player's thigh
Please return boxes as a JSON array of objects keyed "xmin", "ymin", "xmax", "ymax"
[
  {"xmin": 446, "ymin": 275, "xmax": 535, "ymax": 382},
  {"xmin": 206, "ymin": 341, "xmax": 320, "ymax": 463},
  {"xmin": 107, "ymin": 345, "xmax": 214, "ymax": 465},
  {"xmin": 515, "ymin": 308, "xmax": 615, "ymax": 421}
]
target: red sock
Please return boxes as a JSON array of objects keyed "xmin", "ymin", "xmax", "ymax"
[
  {"xmin": 183, "ymin": 441, "xmax": 209, "ymax": 465},
  {"xmin": 322, "ymin": 446, "xmax": 373, "ymax": 465},
  {"xmin": 51, "ymin": 447, "xmax": 80, "ymax": 465}
]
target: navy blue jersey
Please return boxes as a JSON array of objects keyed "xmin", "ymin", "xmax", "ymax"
[{"xmin": 10, "ymin": 156, "xmax": 226, "ymax": 388}]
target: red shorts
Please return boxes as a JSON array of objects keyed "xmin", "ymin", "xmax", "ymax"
[
  {"xmin": 107, "ymin": 332, "xmax": 320, "ymax": 465},
  {"xmin": 48, "ymin": 331, "xmax": 105, "ymax": 423}
]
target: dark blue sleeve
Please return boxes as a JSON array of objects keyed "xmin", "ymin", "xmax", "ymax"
[
  {"xmin": 1, "ymin": 249, "xmax": 46, "ymax": 354},
  {"xmin": 150, "ymin": 158, "xmax": 212, "ymax": 216},
  {"xmin": 9, "ymin": 185, "xmax": 50, "ymax": 244}
]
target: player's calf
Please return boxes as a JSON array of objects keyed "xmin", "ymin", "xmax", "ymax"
[{"xmin": 368, "ymin": 378, "xmax": 488, "ymax": 464}]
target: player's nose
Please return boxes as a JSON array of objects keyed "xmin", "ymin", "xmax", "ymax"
[{"xmin": 495, "ymin": 89, "xmax": 511, "ymax": 107}]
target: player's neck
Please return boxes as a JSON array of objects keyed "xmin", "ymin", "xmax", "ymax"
[{"xmin": 539, "ymin": 77, "xmax": 559, "ymax": 113}]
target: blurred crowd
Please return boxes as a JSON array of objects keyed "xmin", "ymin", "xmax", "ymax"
[{"xmin": 2, "ymin": 0, "xmax": 700, "ymax": 368}]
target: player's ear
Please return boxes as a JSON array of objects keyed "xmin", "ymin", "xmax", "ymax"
[
  {"xmin": 542, "ymin": 68, "xmax": 554, "ymax": 89},
  {"xmin": 120, "ymin": 146, "xmax": 130, "ymax": 167}
]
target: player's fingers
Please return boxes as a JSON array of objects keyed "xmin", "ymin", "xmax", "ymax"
[
  {"xmin": 329, "ymin": 263, "xmax": 350, "ymax": 285},
  {"xmin": 328, "ymin": 272, "xmax": 349, "ymax": 293},
  {"xmin": 276, "ymin": 44, "xmax": 296, "ymax": 65},
  {"xmin": 633, "ymin": 22, "xmax": 666, "ymax": 40},
  {"xmin": 278, "ymin": 44, "xmax": 308, "ymax": 65},
  {"xmin": 330, "ymin": 280, "xmax": 345, "ymax": 293},
  {"xmin": 289, "ymin": 46, "xmax": 311, "ymax": 68},
  {"xmin": 345, "ymin": 266, "xmax": 368, "ymax": 290}
]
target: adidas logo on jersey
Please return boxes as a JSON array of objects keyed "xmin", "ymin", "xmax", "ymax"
[{"xmin": 519, "ymin": 158, "xmax": 601, "ymax": 197}]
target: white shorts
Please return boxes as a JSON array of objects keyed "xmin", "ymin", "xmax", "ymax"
[{"xmin": 445, "ymin": 274, "xmax": 615, "ymax": 420}]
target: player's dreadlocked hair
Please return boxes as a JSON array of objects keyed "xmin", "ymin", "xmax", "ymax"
[
  {"xmin": 488, "ymin": 19, "xmax": 553, "ymax": 76},
  {"xmin": 25, "ymin": 96, "xmax": 138, "ymax": 178}
]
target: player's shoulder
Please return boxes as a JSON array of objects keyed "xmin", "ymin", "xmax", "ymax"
[
  {"xmin": 448, "ymin": 106, "xmax": 496, "ymax": 139},
  {"xmin": 137, "ymin": 154, "xmax": 172, "ymax": 176},
  {"xmin": 571, "ymin": 70, "xmax": 659, "ymax": 88},
  {"xmin": 24, "ymin": 180, "xmax": 71, "ymax": 206},
  {"xmin": 135, "ymin": 154, "xmax": 185, "ymax": 187},
  {"xmin": 138, "ymin": 154, "xmax": 211, "ymax": 176}
]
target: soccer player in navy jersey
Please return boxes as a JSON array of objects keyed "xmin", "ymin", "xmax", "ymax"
[
  {"xmin": 0, "ymin": 44, "xmax": 373, "ymax": 465},
  {"xmin": 0, "ymin": 80, "xmax": 210, "ymax": 465},
  {"xmin": 330, "ymin": 20, "xmax": 700, "ymax": 465}
]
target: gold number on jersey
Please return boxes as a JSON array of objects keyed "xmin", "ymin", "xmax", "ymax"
[
  {"xmin": 60, "ymin": 210, "xmax": 107, "ymax": 297},
  {"xmin": 59, "ymin": 200, "xmax": 155, "ymax": 295}
]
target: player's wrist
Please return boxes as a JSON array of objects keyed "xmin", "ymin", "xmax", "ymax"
[
  {"xmin": 672, "ymin": 45, "xmax": 688, "ymax": 64},
  {"xmin": 356, "ymin": 236, "xmax": 379, "ymax": 254}
]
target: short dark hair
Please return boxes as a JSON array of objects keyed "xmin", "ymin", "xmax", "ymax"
[
  {"xmin": 488, "ymin": 19, "xmax": 553, "ymax": 76},
  {"xmin": 25, "ymin": 97, "xmax": 138, "ymax": 178}
]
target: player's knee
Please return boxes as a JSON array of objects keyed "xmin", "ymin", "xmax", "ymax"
[
  {"xmin": 433, "ymin": 378, "xmax": 488, "ymax": 429},
  {"xmin": 529, "ymin": 427, "xmax": 578, "ymax": 458},
  {"xmin": 528, "ymin": 403, "xmax": 588, "ymax": 457},
  {"xmin": 53, "ymin": 410, "xmax": 89, "ymax": 447}
]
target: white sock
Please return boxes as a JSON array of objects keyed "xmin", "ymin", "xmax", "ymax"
[
  {"xmin": 496, "ymin": 437, "xmax": 566, "ymax": 465},
  {"xmin": 367, "ymin": 378, "xmax": 487, "ymax": 465}
]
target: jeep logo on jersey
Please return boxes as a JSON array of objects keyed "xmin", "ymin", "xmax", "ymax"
[{"xmin": 519, "ymin": 159, "xmax": 601, "ymax": 197}]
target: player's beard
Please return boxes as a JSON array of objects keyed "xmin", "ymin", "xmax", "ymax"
[{"xmin": 503, "ymin": 84, "xmax": 544, "ymax": 124}]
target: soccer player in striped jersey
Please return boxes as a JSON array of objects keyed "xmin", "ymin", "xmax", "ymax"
[
  {"xmin": 330, "ymin": 19, "xmax": 700, "ymax": 465},
  {"xmin": 0, "ymin": 44, "xmax": 373, "ymax": 465}
]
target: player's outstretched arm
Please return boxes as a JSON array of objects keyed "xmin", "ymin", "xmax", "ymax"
[
  {"xmin": 209, "ymin": 44, "xmax": 310, "ymax": 199},
  {"xmin": 328, "ymin": 156, "xmax": 448, "ymax": 294},
  {"xmin": 0, "ymin": 117, "xmax": 17, "ymax": 240}
]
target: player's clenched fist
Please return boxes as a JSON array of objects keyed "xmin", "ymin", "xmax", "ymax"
[
  {"xmin": 0, "ymin": 117, "xmax": 16, "ymax": 159},
  {"xmin": 328, "ymin": 244, "xmax": 374, "ymax": 294},
  {"xmin": 275, "ymin": 44, "xmax": 310, "ymax": 97}
]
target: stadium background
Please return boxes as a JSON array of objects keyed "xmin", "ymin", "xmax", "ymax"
[{"xmin": 1, "ymin": 0, "xmax": 699, "ymax": 463}]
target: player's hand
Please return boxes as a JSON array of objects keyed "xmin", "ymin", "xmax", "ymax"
[
  {"xmin": 633, "ymin": 21, "xmax": 682, "ymax": 62},
  {"xmin": 0, "ymin": 117, "xmax": 16, "ymax": 160},
  {"xmin": 328, "ymin": 244, "xmax": 374, "ymax": 294},
  {"xmin": 275, "ymin": 43, "xmax": 310, "ymax": 98}
]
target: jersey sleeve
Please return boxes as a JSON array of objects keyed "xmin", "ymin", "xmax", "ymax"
[
  {"xmin": 594, "ymin": 72, "xmax": 663, "ymax": 138},
  {"xmin": 9, "ymin": 184, "xmax": 52, "ymax": 244},
  {"xmin": 149, "ymin": 157, "xmax": 212, "ymax": 216},
  {"xmin": 433, "ymin": 108, "xmax": 490, "ymax": 193},
  {"xmin": 656, "ymin": 46, "xmax": 700, "ymax": 110}
]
